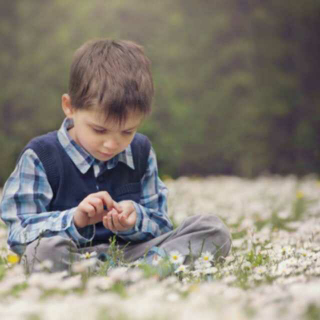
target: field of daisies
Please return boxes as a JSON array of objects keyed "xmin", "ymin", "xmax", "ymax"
[{"xmin": 1, "ymin": 175, "xmax": 320, "ymax": 320}]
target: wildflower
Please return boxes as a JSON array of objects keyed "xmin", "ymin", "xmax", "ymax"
[
  {"xmin": 28, "ymin": 271, "xmax": 68, "ymax": 290},
  {"xmin": 281, "ymin": 246, "xmax": 294, "ymax": 256},
  {"xmin": 108, "ymin": 267, "xmax": 129, "ymax": 282},
  {"xmin": 278, "ymin": 210, "xmax": 290, "ymax": 219},
  {"xmin": 252, "ymin": 234, "xmax": 262, "ymax": 244},
  {"xmin": 7, "ymin": 253, "xmax": 20, "ymax": 265},
  {"xmin": 175, "ymin": 264, "xmax": 189, "ymax": 274},
  {"xmin": 241, "ymin": 261, "xmax": 252, "ymax": 271},
  {"xmin": 152, "ymin": 254, "xmax": 163, "ymax": 266},
  {"xmin": 225, "ymin": 256, "xmax": 235, "ymax": 264},
  {"xmin": 169, "ymin": 251, "xmax": 184, "ymax": 265},
  {"xmin": 200, "ymin": 251, "xmax": 214, "ymax": 263},
  {"xmin": 166, "ymin": 293, "xmax": 180, "ymax": 302},
  {"xmin": 254, "ymin": 266, "xmax": 267, "ymax": 275},
  {"xmin": 273, "ymin": 260, "xmax": 293, "ymax": 276},
  {"xmin": 128, "ymin": 269, "xmax": 143, "ymax": 282},
  {"xmin": 231, "ymin": 239, "xmax": 243, "ymax": 248},
  {"xmin": 88, "ymin": 276, "xmax": 113, "ymax": 291},
  {"xmin": 190, "ymin": 270, "xmax": 201, "ymax": 278},
  {"xmin": 34, "ymin": 259, "xmax": 53, "ymax": 272},
  {"xmin": 129, "ymin": 260, "xmax": 143, "ymax": 268},
  {"xmin": 223, "ymin": 275, "xmax": 237, "ymax": 284},
  {"xmin": 59, "ymin": 275, "xmax": 82, "ymax": 290},
  {"xmin": 80, "ymin": 251, "xmax": 97, "ymax": 260},
  {"xmin": 194, "ymin": 258, "xmax": 211, "ymax": 270},
  {"xmin": 296, "ymin": 191, "xmax": 304, "ymax": 199},
  {"xmin": 204, "ymin": 267, "xmax": 218, "ymax": 275},
  {"xmin": 264, "ymin": 243, "xmax": 273, "ymax": 249},
  {"xmin": 253, "ymin": 274, "xmax": 263, "ymax": 281},
  {"xmin": 72, "ymin": 258, "xmax": 98, "ymax": 273}
]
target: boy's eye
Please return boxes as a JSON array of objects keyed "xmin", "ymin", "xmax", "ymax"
[
  {"xmin": 92, "ymin": 128, "xmax": 106, "ymax": 134},
  {"xmin": 123, "ymin": 131, "xmax": 134, "ymax": 135}
]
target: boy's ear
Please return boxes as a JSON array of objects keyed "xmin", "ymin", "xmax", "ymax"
[{"xmin": 61, "ymin": 94, "xmax": 74, "ymax": 118}]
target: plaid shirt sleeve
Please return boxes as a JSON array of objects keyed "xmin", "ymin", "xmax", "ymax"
[
  {"xmin": 116, "ymin": 147, "xmax": 173, "ymax": 241},
  {"xmin": 0, "ymin": 149, "xmax": 94, "ymax": 256}
]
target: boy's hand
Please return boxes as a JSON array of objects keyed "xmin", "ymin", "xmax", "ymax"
[
  {"xmin": 103, "ymin": 200, "xmax": 137, "ymax": 232},
  {"xmin": 73, "ymin": 191, "xmax": 122, "ymax": 228}
]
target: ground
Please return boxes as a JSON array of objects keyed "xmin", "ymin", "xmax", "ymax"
[{"xmin": 0, "ymin": 175, "xmax": 320, "ymax": 320}]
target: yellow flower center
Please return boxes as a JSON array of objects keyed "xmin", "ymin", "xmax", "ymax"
[
  {"xmin": 7, "ymin": 254, "xmax": 20, "ymax": 264},
  {"xmin": 296, "ymin": 191, "xmax": 304, "ymax": 199}
]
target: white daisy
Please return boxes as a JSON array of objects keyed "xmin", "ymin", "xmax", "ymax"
[
  {"xmin": 169, "ymin": 251, "xmax": 184, "ymax": 265},
  {"xmin": 175, "ymin": 264, "xmax": 189, "ymax": 274},
  {"xmin": 200, "ymin": 251, "xmax": 214, "ymax": 263}
]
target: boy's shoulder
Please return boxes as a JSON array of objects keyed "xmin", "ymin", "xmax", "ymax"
[
  {"xmin": 131, "ymin": 132, "xmax": 151, "ymax": 149},
  {"xmin": 130, "ymin": 133, "xmax": 152, "ymax": 173},
  {"xmin": 26, "ymin": 131, "xmax": 59, "ymax": 148},
  {"xmin": 20, "ymin": 131, "xmax": 60, "ymax": 160}
]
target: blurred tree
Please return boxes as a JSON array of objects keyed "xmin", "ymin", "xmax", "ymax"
[{"xmin": 0, "ymin": 0, "xmax": 320, "ymax": 184}]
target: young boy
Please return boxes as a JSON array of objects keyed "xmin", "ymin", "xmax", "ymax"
[{"xmin": 0, "ymin": 39, "xmax": 231, "ymax": 272}]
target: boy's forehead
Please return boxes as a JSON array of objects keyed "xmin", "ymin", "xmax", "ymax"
[{"xmin": 89, "ymin": 109, "xmax": 143, "ymax": 129}]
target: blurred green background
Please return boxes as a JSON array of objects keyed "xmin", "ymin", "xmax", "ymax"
[{"xmin": 1, "ymin": 0, "xmax": 320, "ymax": 184}]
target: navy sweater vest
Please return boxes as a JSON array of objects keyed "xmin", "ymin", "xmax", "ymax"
[{"xmin": 21, "ymin": 131, "xmax": 151, "ymax": 244}]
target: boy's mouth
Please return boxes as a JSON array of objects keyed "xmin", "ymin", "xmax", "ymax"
[{"xmin": 99, "ymin": 151, "xmax": 114, "ymax": 158}]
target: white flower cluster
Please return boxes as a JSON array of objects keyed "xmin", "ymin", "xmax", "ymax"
[{"xmin": 0, "ymin": 175, "xmax": 320, "ymax": 320}]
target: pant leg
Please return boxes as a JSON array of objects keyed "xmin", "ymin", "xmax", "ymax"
[
  {"xmin": 160, "ymin": 214, "xmax": 232, "ymax": 259},
  {"xmin": 23, "ymin": 215, "xmax": 231, "ymax": 272},
  {"xmin": 23, "ymin": 236, "xmax": 103, "ymax": 273},
  {"xmin": 123, "ymin": 214, "xmax": 232, "ymax": 262}
]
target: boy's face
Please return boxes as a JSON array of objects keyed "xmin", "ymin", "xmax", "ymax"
[{"xmin": 62, "ymin": 94, "xmax": 144, "ymax": 162}]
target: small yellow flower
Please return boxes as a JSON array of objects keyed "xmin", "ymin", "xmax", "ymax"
[
  {"xmin": 296, "ymin": 191, "xmax": 304, "ymax": 199},
  {"xmin": 80, "ymin": 251, "xmax": 97, "ymax": 260},
  {"xmin": 7, "ymin": 254, "xmax": 20, "ymax": 264}
]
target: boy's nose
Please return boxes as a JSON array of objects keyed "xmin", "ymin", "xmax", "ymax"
[{"xmin": 103, "ymin": 138, "xmax": 119, "ymax": 150}]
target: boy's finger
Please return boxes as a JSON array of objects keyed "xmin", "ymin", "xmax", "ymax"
[
  {"xmin": 112, "ymin": 211, "xmax": 126, "ymax": 230},
  {"xmin": 123, "ymin": 210, "xmax": 131, "ymax": 219},
  {"xmin": 80, "ymin": 203, "xmax": 95, "ymax": 218},
  {"xmin": 119, "ymin": 213, "xmax": 129, "ymax": 227},
  {"xmin": 105, "ymin": 212, "xmax": 115, "ymax": 231},
  {"xmin": 88, "ymin": 198, "xmax": 102, "ymax": 216},
  {"xmin": 112, "ymin": 201, "xmax": 123, "ymax": 213},
  {"xmin": 91, "ymin": 197, "xmax": 104, "ymax": 214},
  {"xmin": 95, "ymin": 191, "xmax": 114, "ymax": 211},
  {"xmin": 102, "ymin": 215, "xmax": 108, "ymax": 229}
]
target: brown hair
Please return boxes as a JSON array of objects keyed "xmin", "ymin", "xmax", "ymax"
[{"xmin": 69, "ymin": 39, "xmax": 154, "ymax": 123}]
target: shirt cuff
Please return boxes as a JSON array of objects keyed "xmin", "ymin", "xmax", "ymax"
[{"xmin": 65, "ymin": 207, "xmax": 95, "ymax": 244}]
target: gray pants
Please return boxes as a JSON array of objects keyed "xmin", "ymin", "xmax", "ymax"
[{"xmin": 23, "ymin": 215, "xmax": 232, "ymax": 273}]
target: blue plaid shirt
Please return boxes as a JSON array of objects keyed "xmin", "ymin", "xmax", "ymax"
[{"xmin": 0, "ymin": 119, "xmax": 173, "ymax": 255}]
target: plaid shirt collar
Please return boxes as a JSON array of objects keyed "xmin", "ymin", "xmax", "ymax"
[{"xmin": 57, "ymin": 118, "xmax": 135, "ymax": 174}]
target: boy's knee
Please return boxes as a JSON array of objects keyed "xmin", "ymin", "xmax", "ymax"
[
  {"xmin": 183, "ymin": 214, "xmax": 232, "ymax": 257},
  {"xmin": 201, "ymin": 215, "xmax": 232, "ymax": 256},
  {"xmin": 23, "ymin": 236, "xmax": 77, "ymax": 272}
]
